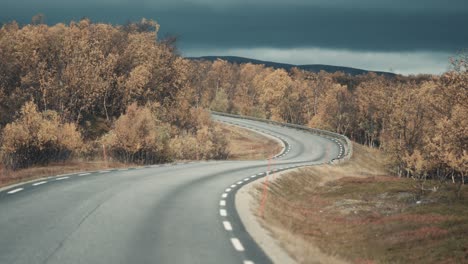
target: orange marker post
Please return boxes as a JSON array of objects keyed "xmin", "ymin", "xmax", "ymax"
[{"xmin": 258, "ymin": 156, "xmax": 273, "ymax": 218}]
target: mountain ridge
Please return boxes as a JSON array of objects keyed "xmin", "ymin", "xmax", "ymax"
[{"xmin": 188, "ymin": 56, "xmax": 396, "ymax": 76}]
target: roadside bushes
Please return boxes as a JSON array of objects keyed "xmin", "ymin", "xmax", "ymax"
[
  {"xmin": 102, "ymin": 104, "xmax": 229, "ymax": 164},
  {"xmin": 0, "ymin": 102, "xmax": 83, "ymax": 169},
  {"xmin": 169, "ymin": 125, "xmax": 229, "ymax": 160},
  {"xmin": 101, "ymin": 103, "xmax": 171, "ymax": 164}
]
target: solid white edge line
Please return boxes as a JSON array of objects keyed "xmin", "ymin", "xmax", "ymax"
[
  {"xmin": 231, "ymin": 238, "xmax": 245, "ymax": 251},
  {"xmin": 7, "ymin": 188, "xmax": 24, "ymax": 194},
  {"xmin": 220, "ymin": 209, "xmax": 227, "ymax": 216},
  {"xmin": 223, "ymin": 221, "xmax": 233, "ymax": 231},
  {"xmin": 220, "ymin": 200, "xmax": 226, "ymax": 206},
  {"xmin": 32, "ymin": 181, "xmax": 47, "ymax": 186}
]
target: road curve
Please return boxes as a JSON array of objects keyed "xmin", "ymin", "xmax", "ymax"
[{"xmin": 0, "ymin": 114, "xmax": 342, "ymax": 264}]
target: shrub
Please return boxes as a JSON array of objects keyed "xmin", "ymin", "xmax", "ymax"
[
  {"xmin": 0, "ymin": 102, "xmax": 83, "ymax": 169},
  {"xmin": 169, "ymin": 124, "xmax": 229, "ymax": 160},
  {"xmin": 101, "ymin": 103, "xmax": 171, "ymax": 164}
]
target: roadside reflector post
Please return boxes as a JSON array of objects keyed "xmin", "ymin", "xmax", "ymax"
[
  {"xmin": 258, "ymin": 157, "xmax": 272, "ymax": 218},
  {"xmin": 102, "ymin": 144, "xmax": 108, "ymax": 168}
]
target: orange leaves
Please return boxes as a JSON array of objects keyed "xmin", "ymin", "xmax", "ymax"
[
  {"xmin": 0, "ymin": 102, "xmax": 83, "ymax": 169},
  {"xmin": 101, "ymin": 103, "xmax": 170, "ymax": 164}
]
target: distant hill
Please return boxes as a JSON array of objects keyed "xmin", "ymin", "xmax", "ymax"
[{"xmin": 188, "ymin": 56, "xmax": 396, "ymax": 76}]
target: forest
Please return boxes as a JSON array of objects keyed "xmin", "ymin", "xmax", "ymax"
[
  {"xmin": 0, "ymin": 19, "xmax": 466, "ymax": 185},
  {"xmin": 0, "ymin": 19, "xmax": 228, "ymax": 170}
]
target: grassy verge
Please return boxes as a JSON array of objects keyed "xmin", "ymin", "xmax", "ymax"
[
  {"xmin": 0, "ymin": 123, "xmax": 281, "ymax": 188},
  {"xmin": 257, "ymin": 143, "xmax": 468, "ymax": 264},
  {"xmin": 221, "ymin": 124, "xmax": 282, "ymax": 160},
  {"xmin": 0, "ymin": 161, "xmax": 133, "ymax": 188}
]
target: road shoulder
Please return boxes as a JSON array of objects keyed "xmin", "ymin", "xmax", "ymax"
[{"xmin": 235, "ymin": 170, "xmax": 297, "ymax": 264}]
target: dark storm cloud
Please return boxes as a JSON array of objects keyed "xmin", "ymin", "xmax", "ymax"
[{"xmin": 2, "ymin": 1, "xmax": 467, "ymax": 53}]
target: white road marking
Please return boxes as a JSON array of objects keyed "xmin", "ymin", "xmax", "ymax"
[
  {"xmin": 230, "ymin": 184, "xmax": 236, "ymax": 188},
  {"xmin": 244, "ymin": 178, "xmax": 250, "ymax": 182},
  {"xmin": 231, "ymin": 238, "xmax": 245, "ymax": 251},
  {"xmin": 237, "ymin": 181, "xmax": 243, "ymax": 185},
  {"xmin": 220, "ymin": 209, "xmax": 227, "ymax": 216},
  {"xmin": 250, "ymin": 175, "xmax": 257, "ymax": 178},
  {"xmin": 56, "ymin": 176, "xmax": 69, "ymax": 180},
  {"xmin": 244, "ymin": 261, "xmax": 255, "ymax": 264},
  {"xmin": 222, "ymin": 193, "xmax": 228, "ymax": 198},
  {"xmin": 257, "ymin": 173, "xmax": 264, "ymax": 176},
  {"xmin": 79, "ymin": 173, "xmax": 91, "ymax": 176},
  {"xmin": 7, "ymin": 188, "xmax": 23, "ymax": 194},
  {"xmin": 225, "ymin": 188, "xmax": 232, "ymax": 192},
  {"xmin": 220, "ymin": 200, "xmax": 226, "ymax": 206},
  {"xmin": 32, "ymin": 181, "xmax": 47, "ymax": 186},
  {"xmin": 223, "ymin": 221, "xmax": 233, "ymax": 231},
  {"xmin": 99, "ymin": 171, "xmax": 110, "ymax": 173}
]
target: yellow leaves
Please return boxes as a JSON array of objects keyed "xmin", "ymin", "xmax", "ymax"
[
  {"xmin": 0, "ymin": 101, "xmax": 83, "ymax": 169},
  {"xmin": 126, "ymin": 64, "xmax": 152, "ymax": 97},
  {"xmin": 102, "ymin": 103, "xmax": 170, "ymax": 164}
]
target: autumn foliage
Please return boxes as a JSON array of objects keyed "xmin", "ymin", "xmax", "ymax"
[
  {"xmin": 0, "ymin": 19, "xmax": 228, "ymax": 170},
  {"xmin": 0, "ymin": 18, "xmax": 465, "ymax": 184},
  {"xmin": 188, "ymin": 55, "xmax": 467, "ymax": 184},
  {"xmin": 0, "ymin": 102, "xmax": 82, "ymax": 169},
  {"xmin": 101, "ymin": 103, "xmax": 171, "ymax": 164}
]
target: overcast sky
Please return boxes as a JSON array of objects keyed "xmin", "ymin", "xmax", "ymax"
[{"xmin": 2, "ymin": 0, "xmax": 467, "ymax": 74}]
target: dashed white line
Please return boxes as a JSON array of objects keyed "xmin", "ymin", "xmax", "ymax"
[
  {"xmin": 79, "ymin": 173, "xmax": 91, "ymax": 176},
  {"xmin": 220, "ymin": 209, "xmax": 227, "ymax": 216},
  {"xmin": 257, "ymin": 173, "xmax": 264, "ymax": 176},
  {"xmin": 99, "ymin": 171, "xmax": 110, "ymax": 173},
  {"xmin": 250, "ymin": 175, "xmax": 257, "ymax": 178},
  {"xmin": 230, "ymin": 184, "xmax": 236, "ymax": 188},
  {"xmin": 32, "ymin": 181, "xmax": 47, "ymax": 186},
  {"xmin": 225, "ymin": 188, "xmax": 232, "ymax": 192},
  {"xmin": 243, "ymin": 178, "xmax": 250, "ymax": 182},
  {"xmin": 7, "ymin": 188, "xmax": 23, "ymax": 194},
  {"xmin": 223, "ymin": 221, "xmax": 233, "ymax": 231},
  {"xmin": 244, "ymin": 261, "xmax": 255, "ymax": 264},
  {"xmin": 56, "ymin": 176, "xmax": 69, "ymax": 181},
  {"xmin": 237, "ymin": 181, "xmax": 243, "ymax": 185},
  {"xmin": 222, "ymin": 193, "xmax": 228, "ymax": 198},
  {"xmin": 220, "ymin": 200, "xmax": 226, "ymax": 206},
  {"xmin": 230, "ymin": 238, "xmax": 245, "ymax": 251}
]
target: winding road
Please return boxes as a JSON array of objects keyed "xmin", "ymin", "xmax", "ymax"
[{"xmin": 0, "ymin": 114, "xmax": 344, "ymax": 264}]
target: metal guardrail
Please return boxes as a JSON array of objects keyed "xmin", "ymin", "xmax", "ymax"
[{"xmin": 211, "ymin": 111, "xmax": 353, "ymax": 164}]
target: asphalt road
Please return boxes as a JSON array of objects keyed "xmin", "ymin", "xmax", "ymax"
[{"xmin": 0, "ymin": 114, "xmax": 343, "ymax": 264}]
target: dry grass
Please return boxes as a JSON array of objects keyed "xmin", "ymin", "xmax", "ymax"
[
  {"xmin": 0, "ymin": 160, "xmax": 133, "ymax": 188},
  {"xmin": 0, "ymin": 123, "xmax": 280, "ymax": 188},
  {"xmin": 221, "ymin": 124, "xmax": 282, "ymax": 160},
  {"xmin": 257, "ymin": 143, "xmax": 468, "ymax": 264}
]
